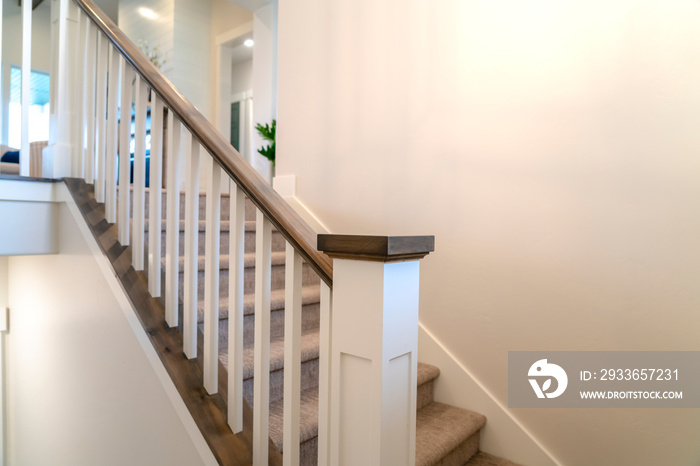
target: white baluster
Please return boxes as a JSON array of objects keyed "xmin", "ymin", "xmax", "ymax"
[
  {"xmin": 228, "ymin": 183, "xmax": 245, "ymax": 433},
  {"xmin": 204, "ymin": 161, "xmax": 222, "ymax": 393},
  {"xmin": 94, "ymin": 32, "xmax": 109, "ymax": 203},
  {"xmin": 105, "ymin": 45, "xmax": 120, "ymax": 223},
  {"xmin": 318, "ymin": 282, "xmax": 332, "ymax": 466},
  {"xmin": 184, "ymin": 133, "xmax": 200, "ymax": 359},
  {"xmin": 284, "ymin": 244, "xmax": 303, "ymax": 466},
  {"xmin": 148, "ymin": 93, "xmax": 164, "ymax": 297},
  {"xmin": 254, "ymin": 210, "xmax": 272, "ymax": 466},
  {"xmin": 72, "ymin": 7, "xmax": 85, "ymax": 178},
  {"xmin": 118, "ymin": 61, "xmax": 133, "ymax": 246},
  {"xmin": 132, "ymin": 74, "xmax": 148, "ymax": 270},
  {"xmin": 165, "ymin": 114, "xmax": 182, "ymax": 327},
  {"xmin": 84, "ymin": 18, "xmax": 97, "ymax": 184},
  {"xmin": 20, "ymin": 0, "xmax": 32, "ymax": 176}
]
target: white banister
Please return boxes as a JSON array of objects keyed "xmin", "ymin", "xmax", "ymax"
[
  {"xmin": 253, "ymin": 209, "xmax": 272, "ymax": 466},
  {"xmin": 94, "ymin": 32, "xmax": 108, "ymax": 203},
  {"xmin": 204, "ymin": 160, "xmax": 222, "ymax": 393},
  {"xmin": 148, "ymin": 94, "xmax": 164, "ymax": 297},
  {"xmin": 227, "ymin": 183, "xmax": 245, "ymax": 433},
  {"xmin": 283, "ymin": 244, "xmax": 303, "ymax": 466},
  {"xmin": 183, "ymin": 132, "xmax": 200, "ymax": 359},
  {"xmin": 105, "ymin": 44, "xmax": 120, "ymax": 223},
  {"xmin": 318, "ymin": 282, "xmax": 332, "ymax": 466},
  {"xmin": 132, "ymin": 74, "xmax": 147, "ymax": 271},
  {"xmin": 117, "ymin": 60, "xmax": 133, "ymax": 246},
  {"xmin": 20, "ymin": 0, "xmax": 32, "ymax": 177},
  {"xmin": 165, "ymin": 113, "xmax": 182, "ymax": 327},
  {"xmin": 317, "ymin": 235, "xmax": 434, "ymax": 466},
  {"xmin": 84, "ymin": 18, "xmax": 97, "ymax": 184}
]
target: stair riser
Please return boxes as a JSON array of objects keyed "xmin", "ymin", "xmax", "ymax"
[
  {"xmin": 145, "ymin": 229, "xmax": 286, "ymax": 256},
  {"xmin": 417, "ymin": 379, "xmax": 435, "ymax": 411},
  {"xmin": 141, "ymin": 191, "xmax": 257, "ymax": 221},
  {"xmin": 243, "ymin": 303, "xmax": 320, "ymax": 342},
  {"xmin": 177, "ymin": 262, "xmax": 319, "ymax": 301},
  {"xmin": 244, "ymin": 358, "xmax": 319, "ymax": 405},
  {"xmin": 434, "ymin": 432, "xmax": 480, "ymax": 466}
]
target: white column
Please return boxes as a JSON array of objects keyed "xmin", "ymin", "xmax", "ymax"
[
  {"xmin": 45, "ymin": 0, "xmax": 79, "ymax": 178},
  {"xmin": 318, "ymin": 235, "xmax": 434, "ymax": 466},
  {"xmin": 132, "ymin": 75, "xmax": 148, "ymax": 270},
  {"xmin": 117, "ymin": 62, "xmax": 133, "ymax": 246}
]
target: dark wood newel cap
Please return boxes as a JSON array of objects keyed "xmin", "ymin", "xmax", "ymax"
[{"xmin": 317, "ymin": 235, "xmax": 435, "ymax": 262}]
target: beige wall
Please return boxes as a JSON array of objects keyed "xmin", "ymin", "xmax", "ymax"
[{"xmin": 277, "ymin": 1, "xmax": 700, "ymax": 465}]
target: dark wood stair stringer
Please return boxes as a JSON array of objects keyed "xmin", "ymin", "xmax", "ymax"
[{"xmin": 64, "ymin": 177, "xmax": 283, "ymax": 466}]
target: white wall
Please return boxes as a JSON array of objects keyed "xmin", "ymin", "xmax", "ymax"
[
  {"xmin": 231, "ymin": 58, "xmax": 252, "ymax": 96},
  {"xmin": 119, "ymin": 0, "xmax": 175, "ymax": 77},
  {"xmin": 1, "ymin": 0, "xmax": 52, "ymax": 146},
  {"xmin": 277, "ymin": 1, "xmax": 700, "ymax": 465},
  {"xmin": 251, "ymin": 2, "xmax": 276, "ymax": 182},
  {"xmin": 5, "ymin": 200, "xmax": 210, "ymax": 465}
]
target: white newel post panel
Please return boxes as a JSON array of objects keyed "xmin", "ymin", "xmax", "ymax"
[
  {"xmin": 318, "ymin": 235, "xmax": 434, "ymax": 466},
  {"xmin": 47, "ymin": 0, "xmax": 80, "ymax": 178}
]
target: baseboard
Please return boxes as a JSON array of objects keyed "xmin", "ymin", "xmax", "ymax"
[
  {"xmin": 272, "ymin": 174, "xmax": 331, "ymax": 234},
  {"xmin": 418, "ymin": 323, "xmax": 562, "ymax": 466}
]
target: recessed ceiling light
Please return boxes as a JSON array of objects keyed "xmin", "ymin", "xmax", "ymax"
[
  {"xmin": 244, "ymin": 39, "xmax": 254, "ymax": 48},
  {"xmin": 138, "ymin": 7, "xmax": 158, "ymax": 20}
]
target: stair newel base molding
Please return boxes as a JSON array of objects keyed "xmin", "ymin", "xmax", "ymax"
[{"xmin": 318, "ymin": 235, "xmax": 434, "ymax": 466}]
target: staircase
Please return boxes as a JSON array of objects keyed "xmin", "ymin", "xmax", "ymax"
[{"xmin": 138, "ymin": 189, "xmax": 520, "ymax": 466}]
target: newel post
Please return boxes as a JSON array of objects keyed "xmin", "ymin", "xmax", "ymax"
[
  {"xmin": 318, "ymin": 235, "xmax": 434, "ymax": 466},
  {"xmin": 45, "ymin": 0, "xmax": 80, "ymax": 178}
]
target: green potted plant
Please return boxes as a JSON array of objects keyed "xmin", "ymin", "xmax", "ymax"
[{"xmin": 255, "ymin": 119, "xmax": 276, "ymax": 170}]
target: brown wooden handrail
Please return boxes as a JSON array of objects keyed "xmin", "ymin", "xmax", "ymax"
[{"xmin": 73, "ymin": 0, "xmax": 333, "ymax": 287}]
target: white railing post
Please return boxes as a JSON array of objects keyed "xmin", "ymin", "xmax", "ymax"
[
  {"xmin": 94, "ymin": 32, "xmax": 108, "ymax": 203},
  {"xmin": 105, "ymin": 44, "xmax": 120, "ymax": 223},
  {"xmin": 164, "ymin": 114, "xmax": 182, "ymax": 327},
  {"xmin": 283, "ymin": 244, "xmax": 303, "ymax": 466},
  {"xmin": 117, "ymin": 61, "xmax": 133, "ymax": 246},
  {"xmin": 318, "ymin": 235, "xmax": 434, "ymax": 466},
  {"xmin": 203, "ymin": 160, "xmax": 222, "ymax": 392},
  {"xmin": 132, "ymin": 75, "xmax": 147, "ymax": 270},
  {"xmin": 318, "ymin": 282, "xmax": 332, "ymax": 466},
  {"xmin": 227, "ymin": 183, "xmax": 245, "ymax": 433},
  {"xmin": 253, "ymin": 209, "xmax": 272, "ymax": 466},
  {"xmin": 46, "ymin": 0, "xmax": 79, "ymax": 178},
  {"xmin": 184, "ymin": 132, "xmax": 200, "ymax": 359},
  {"xmin": 148, "ymin": 93, "xmax": 164, "ymax": 297},
  {"xmin": 20, "ymin": 0, "xmax": 32, "ymax": 177}
]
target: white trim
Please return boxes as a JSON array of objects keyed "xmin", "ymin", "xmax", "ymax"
[{"xmin": 57, "ymin": 183, "xmax": 218, "ymax": 466}]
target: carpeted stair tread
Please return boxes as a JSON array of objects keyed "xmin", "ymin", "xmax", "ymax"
[
  {"xmin": 417, "ymin": 362, "xmax": 440, "ymax": 386},
  {"xmin": 241, "ymin": 329, "xmax": 320, "ymax": 381},
  {"xmin": 415, "ymin": 402, "xmax": 486, "ymax": 466},
  {"xmin": 269, "ymin": 386, "xmax": 319, "ymax": 451},
  {"xmin": 463, "ymin": 452, "xmax": 522, "ymax": 466},
  {"xmin": 170, "ymin": 251, "xmax": 286, "ymax": 273},
  {"xmin": 196, "ymin": 284, "xmax": 321, "ymax": 322}
]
